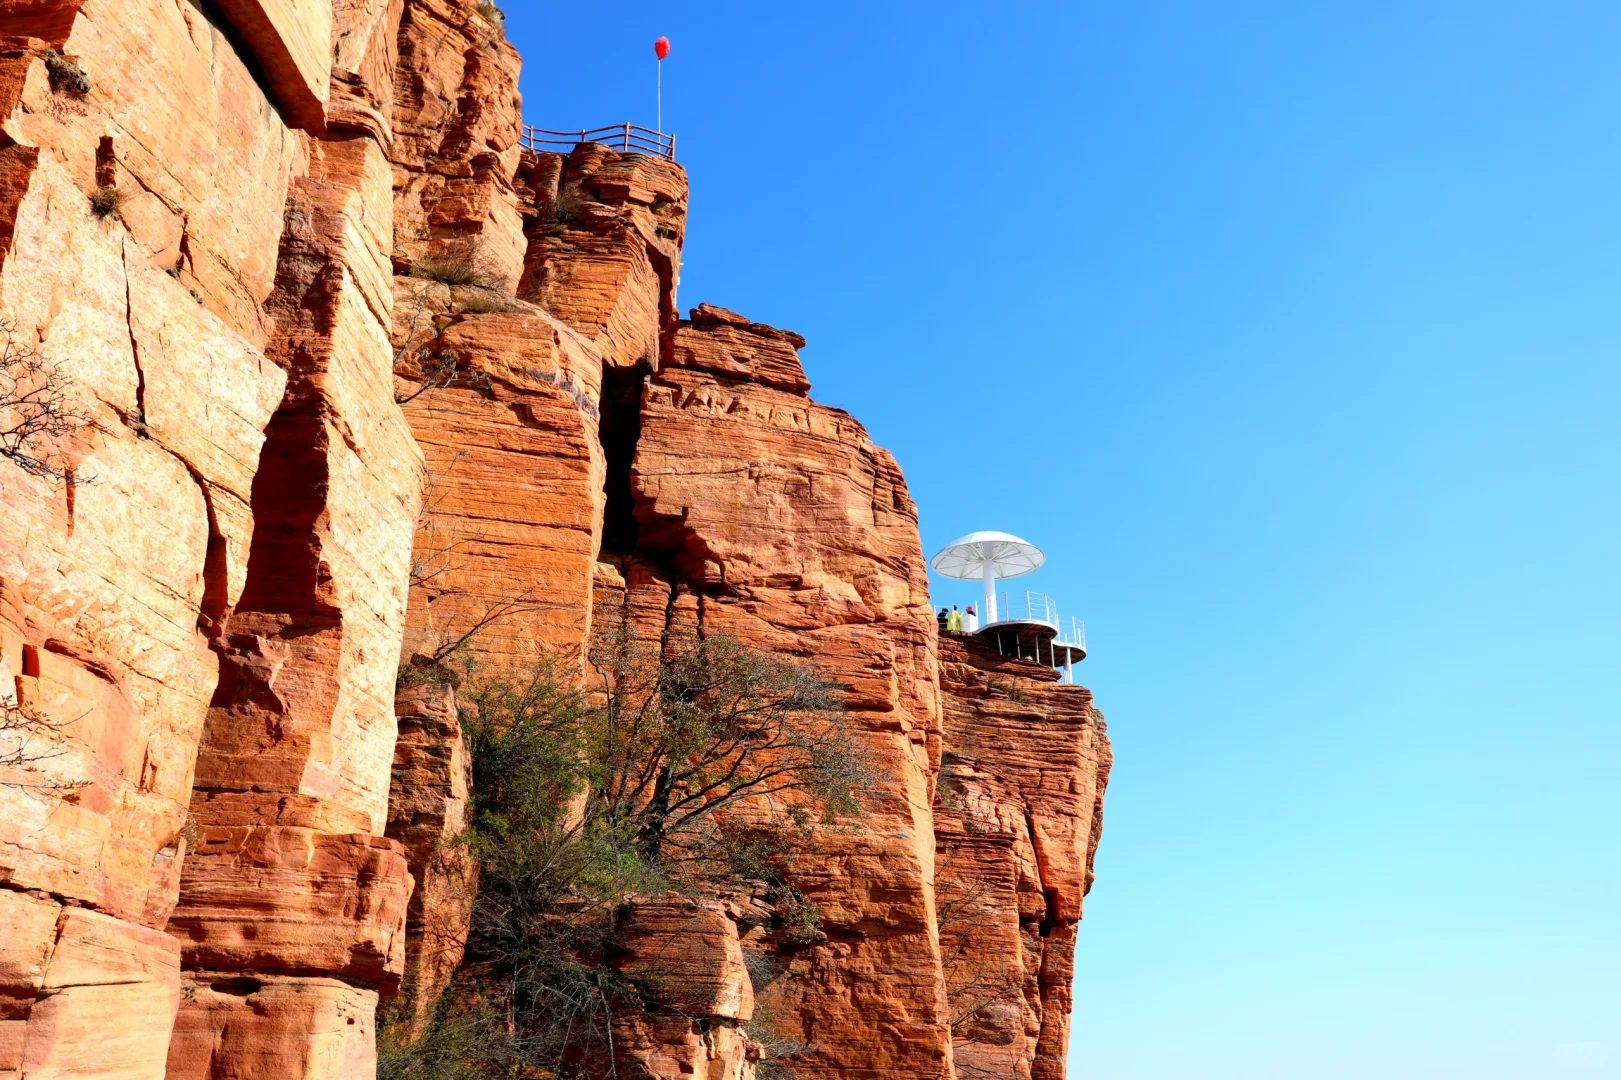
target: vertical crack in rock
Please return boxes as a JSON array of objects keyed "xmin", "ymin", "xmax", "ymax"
[
  {"xmin": 94, "ymin": 136, "xmax": 116, "ymax": 189},
  {"xmin": 598, "ymin": 357, "xmax": 648, "ymax": 556},
  {"xmin": 658, "ymin": 570, "xmax": 681, "ymax": 652},
  {"xmin": 120, "ymin": 238, "xmax": 149, "ymax": 432},
  {"xmin": 1028, "ymin": 805, "xmax": 1058, "ymax": 938},
  {"xmin": 179, "ymin": 461, "xmax": 229, "ymax": 636}
]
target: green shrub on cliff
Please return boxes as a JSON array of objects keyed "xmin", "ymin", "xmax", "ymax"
[{"xmin": 382, "ymin": 618, "xmax": 868, "ymax": 1077}]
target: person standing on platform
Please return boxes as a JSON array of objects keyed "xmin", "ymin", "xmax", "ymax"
[{"xmin": 965, "ymin": 604, "xmax": 977, "ymax": 632}]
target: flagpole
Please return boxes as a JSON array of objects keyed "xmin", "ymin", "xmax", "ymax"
[{"xmin": 654, "ymin": 37, "xmax": 669, "ymax": 135}]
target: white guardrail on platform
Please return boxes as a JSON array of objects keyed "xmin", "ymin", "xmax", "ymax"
[{"xmin": 986, "ymin": 592, "xmax": 1086, "ymax": 649}]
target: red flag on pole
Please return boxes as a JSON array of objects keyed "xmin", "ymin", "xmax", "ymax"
[{"xmin": 655, "ymin": 37, "xmax": 669, "ymax": 133}]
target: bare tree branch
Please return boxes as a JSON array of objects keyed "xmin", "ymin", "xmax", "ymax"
[
  {"xmin": 584, "ymin": 621, "xmax": 871, "ymax": 864},
  {"xmin": 421, "ymin": 589, "xmax": 559, "ymax": 666},
  {"xmin": 411, "ymin": 449, "xmax": 472, "ymax": 591},
  {"xmin": 0, "ymin": 696, "xmax": 86, "ymax": 790},
  {"xmin": 392, "ymin": 287, "xmax": 490, "ymax": 405},
  {"xmin": 0, "ymin": 318, "xmax": 94, "ymax": 484}
]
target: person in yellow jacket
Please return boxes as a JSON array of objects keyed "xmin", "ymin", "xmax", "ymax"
[{"xmin": 947, "ymin": 605, "xmax": 962, "ymax": 633}]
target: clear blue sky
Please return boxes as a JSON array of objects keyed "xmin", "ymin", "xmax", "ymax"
[{"xmin": 506, "ymin": 4, "xmax": 1621, "ymax": 1077}]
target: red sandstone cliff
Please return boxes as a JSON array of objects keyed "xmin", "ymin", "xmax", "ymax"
[
  {"xmin": 934, "ymin": 637, "xmax": 1111, "ymax": 1080},
  {"xmin": 0, "ymin": 2, "xmax": 1108, "ymax": 1078},
  {"xmin": 0, "ymin": 2, "xmax": 418, "ymax": 1075}
]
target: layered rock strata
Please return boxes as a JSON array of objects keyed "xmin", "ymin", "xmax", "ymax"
[
  {"xmin": 933, "ymin": 636, "xmax": 1112, "ymax": 1080},
  {"xmin": 620, "ymin": 306, "xmax": 954, "ymax": 1080},
  {"xmin": 383, "ymin": 676, "xmax": 476, "ymax": 1040},
  {"xmin": 609, "ymin": 895, "xmax": 760, "ymax": 1080}
]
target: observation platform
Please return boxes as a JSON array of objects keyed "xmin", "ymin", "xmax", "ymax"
[
  {"xmin": 930, "ymin": 532, "xmax": 1088, "ymax": 685},
  {"xmin": 979, "ymin": 590, "xmax": 1087, "ymax": 672}
]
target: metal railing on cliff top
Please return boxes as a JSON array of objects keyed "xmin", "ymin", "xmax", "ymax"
[{"xmin": 520, "ymin": 123, "xmax": 676, "ymax": 161}]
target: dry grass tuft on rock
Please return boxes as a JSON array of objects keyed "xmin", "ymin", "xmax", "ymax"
[
  {"xmin": 411, "ymin": 249, "xmax": 492, "ymax": 289},
  {"xmin": 549, "ymin": 186, "xmax": 583, "ymax": 224},
  {"xmin": 40, "ymin": 49, "xmax": 90, "ymax": 95},
  {"xmin": 474, "ymin": 2, "xmax": 504, "ymax": 28},
  {"xmin": 89, "ymin": 186, "xmax": 124, "ymax": 219},
  {"xmin": 455, "ymin": 289, "xmax": 522, "ymax": 315}
]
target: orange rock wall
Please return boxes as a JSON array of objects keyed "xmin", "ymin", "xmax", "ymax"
[
  {"xmin": 934, "ymin": 636, "xmax": 1112, "ymax": 1080},
  {"xmin": 172, "ymin": 0, "xmax": 422, "ymax": 1069},
  {"xmin": 625, "ymin": 307, "xmax": 954, "ymax": 1080},
  {"xmin": 0, "ymin": 1, "xmax": 420, "ymax": 1076},
  {"xmin": 610, "ymin": 896, "xmax": 760, "ymax": 1080},
  {"xmin": 385, "ymin": 677, "xmax": 475, "ymax": 1039},
  {"xmin": 392, "ymin": 0, "xmax": 525, "ymax": 288}
]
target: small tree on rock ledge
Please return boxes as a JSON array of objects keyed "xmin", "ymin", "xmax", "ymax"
[
  {"xmin": 382, "ymin": 619, "xmax": 872, "ymax": 1079},
  {"xmin": 586, "ymin": 616, "xmax": 869, "ymax": 868}
]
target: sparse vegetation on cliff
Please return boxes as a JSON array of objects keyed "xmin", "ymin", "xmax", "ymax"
[
  {"xmin": 393, "ymin": 288, "xmax": 472, "ymax": 406},
  {"xmin": 89, "ymin": 185, "xmax": 124, "ymax": 219},
  {"xmin": 548, "ymin": 186, "xmax": 583, "ymax": 224},
  {"xmin": 0, "ymin": 698, "xmax": 79, "ymax": 787},
  {"xmin": 40, "ymin": 49, "xmax": 90, "ymax": 95},
  {"xmin": 454, "ymin": 289, "xmax": 522, "ymax": 315},
  {"xmin": 586, "ymin": 617, "xmax": 866, "ymax": 865},
  {"xmin": 411, "ymin": 246, "xmax": 494, "ymax": 289},
  {"xmin": 381, "ymin": 619, "xmax": 869, "ymax": 1078}
]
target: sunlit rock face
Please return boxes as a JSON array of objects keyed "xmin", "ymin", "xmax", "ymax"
[
  {"xmin": 933, "ymin": 635, "xmax": 1112, "ymax": 1080},
  {"xmin": 0, "ymin": 1, "xmax": 417, "ymax": 1075},
  {"xmin": 609, "ymin": 305, "xmax": 954, "ymax": 1080},
  {"xmin": 0, "ymin": 1, "xmax": 1108, "ymax": 1077}
]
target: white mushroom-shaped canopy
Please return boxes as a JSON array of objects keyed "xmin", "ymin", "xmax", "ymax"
[{"xmin": 930, "ymin": 531, "xmax": 1044, "ymax": 581}]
